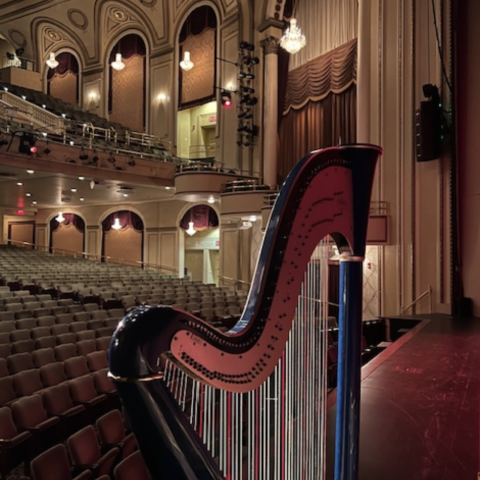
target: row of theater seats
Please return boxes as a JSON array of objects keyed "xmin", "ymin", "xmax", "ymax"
[
  {"xmin": 0, "ymin": 81, "xmax": 173, "ymax": 162},
  {"xmin": 3, "ymin": 407, "xmax": 145, "ymax": 480}
]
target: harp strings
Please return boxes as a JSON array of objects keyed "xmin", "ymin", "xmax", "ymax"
[{"xmin": 163, "ymin": 238, "xmax": 330, "ymax": 480}]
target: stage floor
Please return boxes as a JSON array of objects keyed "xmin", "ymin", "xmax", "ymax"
[{"xmin": 326, "ymin": 314, "xmax": 479, "ymax": 480}]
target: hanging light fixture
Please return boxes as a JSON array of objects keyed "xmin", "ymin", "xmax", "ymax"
[
  {"xmin": 112, "ymin": 217, "xmax": 122, "ymax": 230},
  {"xmin": 111, "ymin": 53, "xmax": 125, "ymax": 71},
  {"xmin": 55, "ymin": 211, "xmax": 65, "ymax": 223},
  {"xmin": 46, "ymin": 52, "xmax": 59, "ymax": 69},
  {"xmin": 186, "ymin": 221, "xmax": 196, "ymax": 236},
  {"xmin": 280, "ymin": 18, "xmax": 306, "ymax": 54},
  {"xmin": 180, "ymin": 51, "xmax": 194, "ymax": 71}
]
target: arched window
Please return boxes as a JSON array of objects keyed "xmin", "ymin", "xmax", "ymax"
[
  {"xmin": 108, "ymin": 34, "xmax": 146, "ymax": 132},
  {"xmin": 101, "ymin": 211, "xmax": 144, "ymax": 266},
  {"xmin": 179, "ymin": 6, "xmax": 217, "ymax": 109},
  {"xmin": 47, "ymin": 52, "xmax": 80, "ymax": 106}
]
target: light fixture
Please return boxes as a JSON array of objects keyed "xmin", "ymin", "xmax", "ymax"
[
  {"xmin": 78, "ymin": 176, "xmax": 84, "ymax": 181},
  {"xmin": 46, "ymin": 52, "xmax": 59, "ymax": 69},
  {"xmin": 79, "ymin": 197, "xmax": 84, "ymax": 202},
  {"xmin": 26, "ymin": 170, "xmax": 34, "ymax": 174},
  {"xmin": 207, "ymin": 196, "xmax": 215, "ymax": 204},
  {"xmin": 56, "ymin": 211, "xmax": 65, "ymax": 223},
  {"xmin": 112, "ymin": 217, "xmax": 122, "ymax": 230},
  {"xmin": 157, "ymin": 93, "xmax": 167, "ymax": 102},
  {"xmin": 180, "ymin": 51, "xmax": 194, "ymax": 71},
  {"xmin": 111, "ymin": 53, "xmax": 125, "ymax": 71},
  {"xmin": 32, "ymin": 201, "xmax": 37, "ymax": 205},
  {"xmin": 26, "ymin": 193, "xmax": 31, "ymax": 197},
  {"xmin": 17, "ymin": 182, "xmax": 23, "ymax": 186},
  {"xmin": 249, "ymin": 215, "xmax": 257, "ymax": 222},
  {"xmin": 186, "ymin": 221, "xmax": 196, "ymax": 236},
  {"xmin": 280, "ymin": 18, "xmax": 306, "ymax": 54},
  {"xmin": 71, "ymin": 188, "xmax": 77, "ymax": 193}
]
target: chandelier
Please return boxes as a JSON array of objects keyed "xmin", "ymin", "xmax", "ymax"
[
  {"xmin": 180, "ymin": 51, "xmax": 194, "ymax": 71},
  {"xmin": 46, "ymin": 52, "xmax": 59, "ymax": 69},
  {"xmin": 112, "ymin": 217, "xmax": 122, "ymax": 230},
  {"xmin": 186, "ymin": 221, "xmax": 196, "ymax": 236},
  {"xmin": 111, "ymin": 53, "xmax": 125, "ymax": 71},
  {"xmin": 55, "ymin": 211, "xmax": 65, "ymax": 223},
  {"xmin": 280, "ymin": 18, "xmax": 306, "ymax": 54}
]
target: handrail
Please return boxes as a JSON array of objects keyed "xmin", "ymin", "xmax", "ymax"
[
  {"xmin": 400, "ymin": 285, "xmax": 433, "ymax": 314},
  {"xmin": 217, "ymin": 274, "xmax": 250, "ymax": 290},
  {"xmin": 6, "ymin": 239, "xmax": 178, "ymax": 274}
]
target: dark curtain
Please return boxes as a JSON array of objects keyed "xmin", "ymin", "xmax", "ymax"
[
  {"xmin": 180, "ymin": 205, "xmax": 219, "ymax": 231},
  {"xmin": 278, "ymin": 86, "xmax": 357, "ymax": 181},
  {"xmin": 50, "ymin": 213, "xmax": 85, "ymax": 232},
  {"xmin": 47, "ymin": 52, "xmax": 79, "ymax": 102},
  {"xmin": 102, "ymin": 211, "xmax": 144, "ymax": 232},
  {"xmin": 46, "ymin": 52, "xmax": 79, "ymax": 80},
  {"xmin": 179, "ymin": 6, "xmax": 216, "ymax": 42},
  {"xmin": 108, "ymin": 34, "xmax": 146, "ymax": 118},
  {"xmin": 278, "ymin": 39, "xmax": 357, "ymax": 183}
]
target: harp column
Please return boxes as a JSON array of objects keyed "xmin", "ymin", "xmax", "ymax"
[{"xmin": 261, "ymin": 35, "xmax": 279, "ymax": 187}]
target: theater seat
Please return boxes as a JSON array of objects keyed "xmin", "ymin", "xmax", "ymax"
[
  {"xmin": 0, "ymin": 406, "xmax": 32, "ymax": 480},
  {"xmin": 96, "ymin": 410, "xmax": 137, "ymax": 460},
  {"xmin": 30, "ymin": 444, "xmax": 92, "ymax": 480},
  {"xmin": 11, "ymin": 394, "xmax": 60, "ymax": 454},
  {"xmin": 114, "ymin": 451, "xmax": 150, "ymax": 480},
  {"xmin": 7, "ymin": 352, "xmax": 35, "ymax": 374},
  {"xmin": 67, "ymin": 425, "xmax": 119, "ymax": 478},
  {"xmin": 54, "ymin": 343, "xmax": 77, "ymax": 361}
]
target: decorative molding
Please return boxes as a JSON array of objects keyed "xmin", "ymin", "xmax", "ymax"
[
  {"xmin": 140, "ymin": 0, "xmax": 157, "ymax": 6},
  {"xmin": 257, "ymin": 18, "xmax": 285, "ymax": 33},
  {"xmin": 68, "ymin": 9, "xmax": 89, "ymax": 30},
  {"xmin": 261, "ymin": 36, "xmax": 279, "ymax": 55}
]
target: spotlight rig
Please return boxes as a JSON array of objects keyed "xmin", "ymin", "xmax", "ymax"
[{"xmin": 237, "ymin": 41, "xmax": 260, "ymax": 147}]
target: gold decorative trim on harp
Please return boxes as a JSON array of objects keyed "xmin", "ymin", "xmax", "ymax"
[{"xmin": 109, "ymin": 144, "xmax": 382, "ymax": 480}]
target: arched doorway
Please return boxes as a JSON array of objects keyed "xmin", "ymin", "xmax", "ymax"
[
  {"xmin": 49, "ymin": 213, "xmax": 85, "ymax": 255},
  {"xmin": 101, "ymin": 211, "xmax": 144, "ymax": 266},
  {"xmin": 180, "ymin": 205, "xmax": 219, "ymax": 283}
]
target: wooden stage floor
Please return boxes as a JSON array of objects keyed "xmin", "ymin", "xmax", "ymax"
[{"xmin": 326, "ymin": 314, "xmax": 479, "ymax": 480}]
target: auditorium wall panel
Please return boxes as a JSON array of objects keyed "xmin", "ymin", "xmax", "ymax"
[{"xmin": 159, "ymin": 231, "xmax": 177, "ymax": 274}]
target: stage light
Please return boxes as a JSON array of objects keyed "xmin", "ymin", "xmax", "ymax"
[
  {"xmin": 221, "ymin": 90, "xmax": 232, "ymax": 108},
  {"xmin": 79, "ymin": 150, "xmax": 89, "ymax": 161},
  {"xmin": 238, "ymin": 71, "xmax": 255, "ymax": 80},
  {"xmin": 18, "ymin": 133, "xmax": 37, "ymax": 155},
  {"xmin": 239, "ymin": 41, "xmax": 254, "ymax": 51}
]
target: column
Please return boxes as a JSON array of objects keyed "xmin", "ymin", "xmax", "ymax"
[
  {"xmin": 261, "ymin": 36, "xmax": 279, "ymax": 187},
  {"xmin": 0, "ymin": 208, "xmax": 4, "ymax": 244},
  {"xmin": 357, "ymin": 0, "xmax": 371, "ymax": 143}
]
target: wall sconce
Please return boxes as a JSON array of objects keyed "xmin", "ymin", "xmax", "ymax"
[
  {"xmin": 157, "ymin": 93, "xmax": 167, "ymax": 102},
  {"xmin": 111, "ymin": 53, "xmax": 125, "ymax": 71},
  {"xmin": 180, "ymin": 51, "xmax": 194, "ymax": 71},
  {"xmin": 88, "ymin": 92, "xmax": 99, "ymax": 108},
  {"xmin": 56, "ymin": 211, "xmax": 65, "ymax": 223},
  {"xmin": 46, "ymin": 52, "xmax": 59, "ymax": 69}
]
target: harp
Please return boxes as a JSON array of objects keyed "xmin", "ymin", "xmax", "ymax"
[{"xmin": 109, "ymin": 144, "xmax": 382, "ymax": 480}]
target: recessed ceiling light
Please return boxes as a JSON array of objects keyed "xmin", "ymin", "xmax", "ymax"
[
  {"xmin": 26, "ymin": 170, "xmax": 34, "ymax": 174},
  {"xmin": 32, "ymin": 201, "xmax": 37, "ymax": 205},
  {"xmin": 78, "ymin": 176, "xmax": 85, "ymax": 181},
  {"xmin": 79, "ymin": 197, "xmax": 84, "ymax": 202},
  {"xmin": 69, "ymin": 141, "xmax": 74, "ymax": 146},
  {"xmin": 17, "ymin": 182, "xmax": 22, "ymax": 186},
  {"xmin": 165, "ymin": 186, "xmax": 171, "ymax": 190},
  {"xmin": 26, "ymin": 193, "xmax": 31, "ymax": 197},
  {"xmin": 123, "ymin": 193, "xmax": 128, "ymax": 197},
  {"xmin": 71, "ymin": 188, "xmax": 77, "ymax": 192}
]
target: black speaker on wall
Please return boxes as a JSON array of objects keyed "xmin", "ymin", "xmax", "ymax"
[{"xmin": 415, "ymin": 84, "xmax": 444, "ymax": 162}]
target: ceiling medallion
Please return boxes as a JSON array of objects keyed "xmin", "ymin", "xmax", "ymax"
[
  {"xmin": 46, "ymin": 28, "xmax": 62, "ymax": 42},
  {"xmin": 112, "ymin": 9, "xmax": 127, "ymax": 22},
  {"xmin": 68, "ymin": 9, "xmax": 88, "ymax": 30},
  {"xmin": 8, "ymin": 29, "xmax": 27, "ymax": 48}
]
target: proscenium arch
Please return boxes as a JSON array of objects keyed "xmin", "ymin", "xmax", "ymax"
[{"xmin": 102, "ymin": 29, "xmax": 150, "ymax": 129}]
